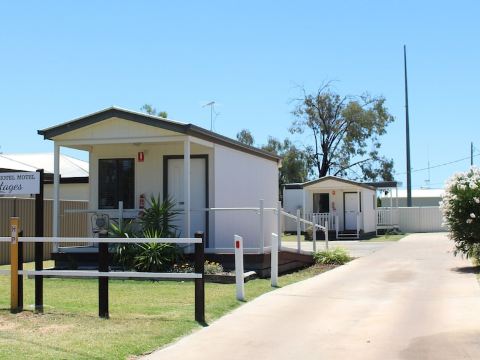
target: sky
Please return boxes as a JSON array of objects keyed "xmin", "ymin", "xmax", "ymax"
[{"xmin": 0, "ymin": 1, "xmax": 479, "ymax": 189}]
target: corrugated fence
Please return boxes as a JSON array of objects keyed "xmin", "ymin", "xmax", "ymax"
[
  {"xmin": 398, "ymin": 206, "xmax": 446, "ymax": 233},
  {"xmin": 0, "ymin": 198, "xmax": 89, "ymax": 265}
]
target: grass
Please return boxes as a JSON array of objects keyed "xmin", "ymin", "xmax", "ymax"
[
  {"xmin": 361, "ymin": 233, "xmax": 408, "ymax": 242},
  {"xmin": 0, "ymin": 261, "xmax": 332, "ymax": 359},
  {"xmin": 281, "ymin": 234, "xmax": 305, "ymax": 242}
]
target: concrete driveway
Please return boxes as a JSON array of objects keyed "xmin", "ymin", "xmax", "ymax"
[
  {"xmin": 281, "ymin": 239, "xmax": 393, "ymax": 258},
  {"xmin": 144, "ymin": 233, "xmax": 480, "ymax": 360}
]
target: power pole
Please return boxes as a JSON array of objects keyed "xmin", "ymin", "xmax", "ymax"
[
  {"xmin": 471, "ymin": 142, "xmax": 474, "ymax": 166},
  {"xmin": 404, "ymin": 45, "xmax": 412, "ymax": 207}
]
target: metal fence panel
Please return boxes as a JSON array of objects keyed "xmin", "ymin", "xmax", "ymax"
[{"xmin": 0, "ymin": 198, "xmax": 89, "ymax": 264}]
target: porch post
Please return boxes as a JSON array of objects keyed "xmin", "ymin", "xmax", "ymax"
[
  {"xmin": 184, "ymin": 137, "xmax": 191, "ymax": 238},
  {"xmin": 302, "ymin": 189, "xmax": 306, "ymax": 232},
  {"xmin": 53, "ymin": 143, "xmax": 60, "ymax": 252}
]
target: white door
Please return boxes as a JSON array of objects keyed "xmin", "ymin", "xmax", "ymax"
[
  {"xmin": 344, "ymin": 192, "xmax": 358, "ymax": 230},
  {"xmin": 167, "ymin": 158, "xmax": 207, "ymax": 240}
]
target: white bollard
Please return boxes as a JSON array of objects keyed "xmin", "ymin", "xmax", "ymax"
[
  {"xmin": 271, "ymin": 233, "xmax": 279, "ymax": 287},
  {"xmin": 296, "ymin": 209, "xmax": 301, "ymax": 253},
  {"xmin": 234, "ymin": 235, "xmax": 245, "ymax": 301}
]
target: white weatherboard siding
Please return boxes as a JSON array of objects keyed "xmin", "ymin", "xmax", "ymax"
[
  {"xmin": 398, "ymin": 207, "xmax": 446, "ymax": 232},
  {"xmin": 55, "ymin": 117, "xmax": 182, "ymax": 144},
  {"xmin": 213, "ymin": 144, "xmax": 278, "ymax": 250},
  {"xmin": 89, "ymin": 143, "xmax": 214, "ymax": 241},
  {"xmin": 361, "ymin": 190, "xmax": 376, "ymax": 233},
  {"xmin": 44, "ymin": 183, "xmax": 89, "ymax": 201}
]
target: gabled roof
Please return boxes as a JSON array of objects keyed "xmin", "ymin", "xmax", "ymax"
[
  {"xmin": 38, "ymin": 107, "xmax": 281, "ymax": 163},
  {"xmin": 285, "ymin": 176, "xmax": 376, "ymax": 191}
]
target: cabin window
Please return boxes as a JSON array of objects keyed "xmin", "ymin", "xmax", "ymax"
[
  {"xmin": 98, "ymin": 158, "xmax": 135, "ymax": 209},
  {"xmin": 313, "ymin": 193, "xmax": 329, "ymax": 213}
]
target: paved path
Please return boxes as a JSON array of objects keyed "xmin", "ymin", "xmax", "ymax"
[
  {"xmin": 145, "ymin": 233, "xmax": 480, "ymax": 360},
  {"xmin": 282, "ymin": 239, "xmax": 393, "ymax": 257}
]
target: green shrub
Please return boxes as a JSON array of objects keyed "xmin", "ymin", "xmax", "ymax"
[
  {"xmin": 140, "ymin": 195, "xmax": 179, "ymax": 237},
  {"xmin": 441, "ymin": 167, "xmax": 480, "ymax": 260},
  {"xmin": 204, "ymin": 261, "xmax": 224, "ymax": 274},
  {"xmin": 314, "ymin": 247, "xmax": 351, "ymax": 265}
]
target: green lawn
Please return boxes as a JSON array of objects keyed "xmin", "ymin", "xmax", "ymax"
[{"xmin": 0, "ymin": 261, "xmax": 331, "ymax": 359}]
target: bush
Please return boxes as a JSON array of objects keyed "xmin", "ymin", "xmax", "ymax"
[
  {"xmin": 441, "ymin": 167, "xmax": 480, "ymax": 263},
  {"xmin": 314, "ymin": 247, "xmax": 351, "ymax": 265},
  {"xmin": 171, "ymin": 261, "xmax": 224, "ymax": 274},
  {"xmin": 204, "ymin": 261, "xmax": 224, "ymax": 274}
]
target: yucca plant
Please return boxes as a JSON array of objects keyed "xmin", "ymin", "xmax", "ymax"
[
  {"xmin": 133, "ymin": 229, "xmax": 180, "ymax": 272},
  {"xmin": 140, "ymin": 195, "xmax": 179, "ymax": 237}
]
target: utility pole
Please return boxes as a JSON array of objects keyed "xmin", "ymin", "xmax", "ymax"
[
  {"xmin": 404, "ymin": 45, "xmax": 412, "ymax": 207},
  {"xmin": 471, "ymin": 142, "xmax": 474, "ymax": 166}
]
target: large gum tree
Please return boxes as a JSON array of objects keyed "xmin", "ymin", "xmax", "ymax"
[{"xmin": 290, "ymin": 85, "xmax": 395, "ymax": 181}]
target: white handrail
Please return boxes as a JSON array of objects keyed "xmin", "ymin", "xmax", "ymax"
[{"xmin": 9, "ymin": 237, "xmax": 200, "ymax": 244}]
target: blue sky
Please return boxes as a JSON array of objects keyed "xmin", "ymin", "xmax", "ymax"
[{"xmin": 0, "ymin": 1, "xmax": 478, "ymax": 189}]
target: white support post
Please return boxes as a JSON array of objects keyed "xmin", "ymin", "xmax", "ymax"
[
  {"xmin": 277, "ymin": 201, "xmax": 282, "ymax": 250},
  {"xmin": 302, "ymin": 189, "xmax": 306, "ymax": 232},
  {"xmin": 271, "ymin": 233, "xmax": 278, "ymax": 287},
  {"xmin": 184, "ymin": 137, "xmax": 191, "ymax": 238},
  {"xmin": 234, "ymin": 235, "xmax": 245, "ymax": 301},
  {"xmin": 118, "ymin": 201, "xmax": 124, "ymax": 231},
  {"xmin": 356, "ymin": 213, "xmax": 360, "ymax": 238},
  {"xmin": 296, "ymin": 209, "xmax": 301, "ymax": 253},
  {"xmin": 325, "ymin": 221, "xmax": 329, "ymax": 250},
  {"xmin": 335, "ymin": 215, "xmax": 339, "ymax": 239},
  {"xmin": 312, "ymin": 222, "xmax": 317, "ymax": 253},
  {"xmin": 259, "ymin": 199, "xmax": 265, "ymax": 253},
  {"xmin": 53, "ymin": 143, "xmax": 60, "ymax": 252}
]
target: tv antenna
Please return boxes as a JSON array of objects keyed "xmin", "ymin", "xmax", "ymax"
[{"xmin": 202, "ymin": 101, "xmax": 217, "ymax": 131}]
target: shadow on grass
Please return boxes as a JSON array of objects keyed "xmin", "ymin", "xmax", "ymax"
[{"xmin": 451, "ymin": 266, "xmax": 480, "ymax": 274}]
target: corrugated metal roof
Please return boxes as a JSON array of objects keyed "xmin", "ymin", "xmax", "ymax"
[{"xmin": 0, "ymin": 153, "xmax": 88, "ymax": 178}]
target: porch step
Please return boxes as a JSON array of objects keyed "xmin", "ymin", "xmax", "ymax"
[{"xmin": 336, "ymin": 231, "xmax": 359, "ymax": 240}]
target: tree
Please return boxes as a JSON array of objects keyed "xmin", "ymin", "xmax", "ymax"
[
  {"xmin": 236, "ymin": 129, "xmax": 255, "ymax": 146},
  {"xmin": 290, "ymin": 84, "xmax": 394, "ymax": 181},
  {"xmin": 262, "ymin": 137, "xmax": 310, "ymax": 184},
  {"xmin": 140, "ymin": 104, "xmax": 168, "ymax": 118}
]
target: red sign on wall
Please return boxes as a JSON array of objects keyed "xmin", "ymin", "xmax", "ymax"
[{"xmin": 138, "ymin": 152, "xmax": 144, "ymax": 162}]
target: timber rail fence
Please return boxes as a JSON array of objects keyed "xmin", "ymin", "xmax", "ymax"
[{"xmin": 0, "ymin": 228, "xmax": 205, "ymax": 322}]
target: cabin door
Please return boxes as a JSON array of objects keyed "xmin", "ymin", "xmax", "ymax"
[
  {"xmin": 165, "ymin": 156, "xmax": 208, "ymax": 243},
  {"xmin": 344, "ymin": 192, "xmax": 358, "ymax": 231}
]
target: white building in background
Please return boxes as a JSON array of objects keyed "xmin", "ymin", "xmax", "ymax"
[
  {"xmin": 380, "ymin": 188, "xmax": 444, "ymax": 207},
  {"xmin": 0, "ymin": 152, "xmax": 89, "ymax": 200},
  {"xmin": 37, "ymin": 106, "xmax": 281, "ymax": 252},
  {"xmin": 283, "ymin": 176, "xmax": 380, "ymax": 239}
]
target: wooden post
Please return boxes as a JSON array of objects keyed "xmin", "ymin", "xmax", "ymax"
[
  {"xmin": 194, "ymin": 232, "xmax": 205, "ymax": 323},
  {"xmin": 10, "ymin": 217, "xmax": 20, "ymax": 313},
  {"xmin": 35, "ymin": 169, "xmax": 44, "ymax": 312},
  {"xmin": 98, "ymin": 232, "xmax": 109, "ymax": 318},
  {"xmin": 18, "ymin": 230, "xmax": 23, "ymax": 311}
]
